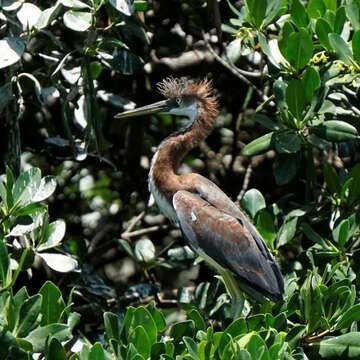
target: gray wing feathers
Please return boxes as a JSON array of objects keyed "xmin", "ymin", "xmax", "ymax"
[{"xmin": 173, "ymin": 189, "xmax": 284, "ymax": 302}]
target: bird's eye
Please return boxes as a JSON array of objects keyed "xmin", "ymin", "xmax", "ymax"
[{"xmin": 176, "ymin": 97, "xmax": 182, "ymax": 105}]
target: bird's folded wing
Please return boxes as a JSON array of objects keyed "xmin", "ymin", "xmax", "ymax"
[{"xmin": 173, "ymin": 190, "xmax": 284, "ymax": 301}]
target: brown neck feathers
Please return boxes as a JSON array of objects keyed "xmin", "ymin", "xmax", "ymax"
[{"xmin": 150, "ymin": 90, "xmax": 219, "ymax": 195}]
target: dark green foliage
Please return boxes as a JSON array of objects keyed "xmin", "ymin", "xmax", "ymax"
[{"xmin": 0, "ymin": 0, "xmax": 360, "ymax": 359}]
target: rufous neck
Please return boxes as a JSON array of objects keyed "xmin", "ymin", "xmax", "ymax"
[{"xmin": 152, "ymin": 114, "xmax": 215, "ymax": 176}]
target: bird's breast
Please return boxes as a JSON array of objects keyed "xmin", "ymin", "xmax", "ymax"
[{"xmin": 148, "ymin": 176, "xmax": 179, "ymax": 224}]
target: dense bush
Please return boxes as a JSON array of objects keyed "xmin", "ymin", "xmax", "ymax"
[{"xmin": 0, "ymin": 0, "xmax": 360, "ymax": 358}]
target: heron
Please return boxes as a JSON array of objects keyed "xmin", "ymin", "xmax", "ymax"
[{"xmin": 115, "ymin": 78, "xmax": 284, "ymax": 316}]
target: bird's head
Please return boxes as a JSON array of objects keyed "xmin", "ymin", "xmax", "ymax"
[{"xmin": 115, "ymin": 77, "xmax": 218, "ymax": 123}]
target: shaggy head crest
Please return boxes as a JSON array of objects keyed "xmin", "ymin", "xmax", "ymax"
[{"xmin": 157, "ymin": 77, "xmax": 215, "ymax": 100}]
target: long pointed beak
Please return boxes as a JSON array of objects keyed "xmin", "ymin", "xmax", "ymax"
[{"xmin": 114, "ymin": 100, "xmax": 170, "ymax": 119}]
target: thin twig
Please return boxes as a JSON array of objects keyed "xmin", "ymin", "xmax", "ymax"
[
  {"xmin": 303, "ymin": 329, "xmax": 332, "ymax": 343},
  {"xmin": 125, "ymin": 211, "xmax": 145, "ymax": 234},
  {"xmin": 122, "ymin": 225, "xmax": 169, "ymax": 239},
  {"xmin": 237, "ymin": 164, "xmax": 253, "ymax": 204}
]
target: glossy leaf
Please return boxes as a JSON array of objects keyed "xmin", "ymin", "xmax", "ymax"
[
  {"xmin": 274, "ymin": 130, "xmax": 301, "ymax": 154},
  {"xmin": 302, "ymin": 66, "xmax": 320, "ymax": 102},
  {"xmin": 14, "ymin": 294, "xmax": 42, "ymax": 338},
  {"xmin": 280, "ymin": 29, "xmax": 313, "ymax": 70},
  {"xmin": 37, "ymin": 220, "xmax": 66, "ymax": 251},
  {"xmin": 38, "ymin": 281, "xmax": 65, "ymax": 325},
  {"xmin": 242, "ymin": 132, "xmax": 274, "ymax": 156},
  {"xmin": 273, "ymin": 153, "xmax": 301, "ymax": 185},
  {"xmin": 38, "ymin": 253, "xmax": 78, "ymax": 273},
  {"xmin": 336, "ymin": 304, "xmax": 360, "ymax": 330},
  {"xmin": 291, "ymin": 0, "xmax": 308, "ymax": 28},
  {"xmin": 0, "ymin": 37, "xmax": 25, "ymax": 69},
  {"xmin": 33, "ymin": 176, "xmax": 57, "ymax": 202},
  {"xmin": 312, "ymin": 120, "xmax": 358, "ymax": 142},
  {"xmin": 353, "ymin": 30, "xmax": 360, "ymax": 64},
  {"xmin": 328, "ymin": 33, "xmax": 353, "ymax": 65},
  {"xmin": 25, "ymin": 324, "xmax": 71, "ymax": 352},
  {"xmin": 241, "ymin": 188, "xmax": 266, "ymax": 218},
  {"xmin": 63, "ymin": 10, "xmax": 92, "ymax": 32},
  {"xmin": 107, "ymin": 0, "xmax": 133, "ymax": 16},
  {"xmin": 47, "ymin": 338, "xmax": 66, "ymax": 360},
  {"xmin": 245, "ymin": 0, "xmax": 266, "ymax": 28},
  {"xmin": 312, "ymin": 332, "xmax": 360, "ymax": 358},
  {"xmin": 0, "ymin": 240, "xmax": 10, "ymax": 289},
  {"xmin": 286, "ymin": 79, "xmax": 306, "ymax": 120},
  {"xmin": 134, "ymin": 239, "xmax": 155, "ymax": 263}
]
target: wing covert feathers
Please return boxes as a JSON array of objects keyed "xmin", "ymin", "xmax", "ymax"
[{"xmin": 173, "ymin": 190, "xmax": 284, "ymax": 302}]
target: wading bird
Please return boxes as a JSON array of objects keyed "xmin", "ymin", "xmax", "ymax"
[{"xmin": 115, "ymin": 78, "xmax": 284, "ymax": 315}]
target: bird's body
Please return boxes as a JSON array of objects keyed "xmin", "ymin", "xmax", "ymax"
[{"xmin": 116, "ymin": 78, "xmax": 284, "ymax": 305}]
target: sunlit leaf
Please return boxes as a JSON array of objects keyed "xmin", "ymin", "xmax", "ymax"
[
  {"xmin": 241, "ymin": 188, "xmax": 266, "ymax": 218},
  {"xmin": 0, "ymin": 37, "xmax": 25, "ymax": 69},
  {"xmin": 63, "ymin": 10, "xmax": 92, "ymax": 32},
  {"xmin": 38, "ymin": 253, "xmax": 78, "ymax": 273}
]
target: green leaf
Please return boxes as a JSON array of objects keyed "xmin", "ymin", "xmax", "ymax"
[
  {"xmin": 134, "ymin": 239, "xmax": 155, "ymax": 263},
  {"xmin": 146, "ymin": 302, "xmax": 166, "ymax": 332},
  {"xmin": 348, "ymin": 164, "xmax": 360, "ymax": 206},
  {"xmin": 352, "ymin": 30, "xmax": 360, "ymax": 64},
  {"xmin": 36, "ymin": 3, "xmax": 62, "ymax": 29},
  {"xmin": 14, "ymin": 294, "xmax": 42, "ymax": 338},
  {"xmin": 345, "ymin": 2, "xmax": 360, "ymax": 31},
  {"xmin": 89, "ymin": 342, "xmax": 105, "ymax": 360},
  {"xmin": 47, "ymin": 338, "xmax": 66, "ymax": 360},
  {"xmin": 132, "ymin": 307, "xmax": 157, "ymax": 346},
  {"xmin": 170, "ymin": 320, "xmax": 195, "ymax": 342},
  {"xmin": 323, "ymin": 163, "xmax": 340, "ymax": 194},
  {"xmin": 264, "ymin": 0, "xmax": 282, "ymax": 26},
  {"xmin": 274, "ymin": 130, "xmax": 302, "ymax": 153},
  {"xmin": 25, "ymin": 324, "xmax": 72, "ymax": 352},
  {"xmin": 336, "ymin": 304, "xmax": 360, "ymax": 330},
  {"xmin": 13, "ymin": 168, "xmax": 41, "ymax": 207},
  {"xmin": 0, "ymin": 37, "xmax": 25, "ymax": 69},
  {"xmin": 302, "ymin": 66, "xmax": 320, "ymax": 102},
  {"xmin": 256, "ymin": 209, "xmax": 276, "ymax": 247},
  {"xmin": 291, "ymin": 0, "xmax": 308, "ymax": 28},
  {"xmin": 108, "ymin": 0, "xmax": 133, "ymax": 16},
  {"xmin": 60, "ymin": 0, "xmax": 90, "ymax": 8},
  {"xmin": 110, "ymin": 48, "xmax": 144, "ymax": 75},
  {"xmin": 280, "ymin": 29, "xmax": 313, "ymax": 70},
  {"xmin": 328, "ymin": 33, "xmax": 353, "ymax": 65},
  {"xmin": 183, "ymin": 336, "xmax": 200, "ymax": 360},
  {"xmin": 104, "ymin": 312, "xmax": 121, "ymax": 341},
  {"xmin": 332, "ymin": 218, "xmax": 351, "ymax": 248},
  {"xmin": 33, "ymin": 176, "xmax": 57, "ymax": 202},
  {"xmin": 301, "ymin": 223, "xmax": 329, "ymax": 248},
  {"xmin": 307, "ymin": 0, "xmax": 325, "ymax": 18},
  {"xmin": 277, "ymin": 216, "xmax": 298, "ymax": 247},
  {"xmin": 245, "ymin": 0, "xmax": 267, "ymax": 28},
  {"xmin": 273, "ymin": 153, "xmax": 301, "ymax": 185},
  {"xmin": 286, "ymin": 79, "xmax": 306, "ymax": 120},
  {"xmin": 63, "ymin": 10, "xmax": 92, "ymax": 32},
  {"xmin": 241, "ymin": 188, "xmax": 266, "ymax": 218},
  {"xmin": 252, "ymin": 114, "xmax": 280, "ymax": 130},
  {"xmin": 0, "ymin": 240, "xmax": 10, "ymax": 289},
  {"xmin": 316, "ymin": 18, "xmax": 333, "ymax": 51},
  {"xmin": 39, "ymin": 281, "xmax": 65, "ymax": 325},
  {"xmin": 312, "ymin": 120, "xmax": 358, "ymax": 142},
  {"xmin": 128, "ymin": 326, "xmax": 150, "ymax": 358},
  {"xmin": 37, "ymin": 220, "xmax": 66, "ymax": 251},
  {"xmin": 38, "ymin": 253, "xmax": 78, "ymax": 273},
  {"xmin": 334, "ymin": 6, "xmax": 346, "ymax": 34},
  {"xmin": 242, "ymin": 132, "xmax": 274, "ymax": 156},
  {"xmin": 187, "ymin": 309, "xmax": 206, "ymax": 331},
  {"xmin": 312, "ymin": 332, "xmax": 360, "ymax": 358}
]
